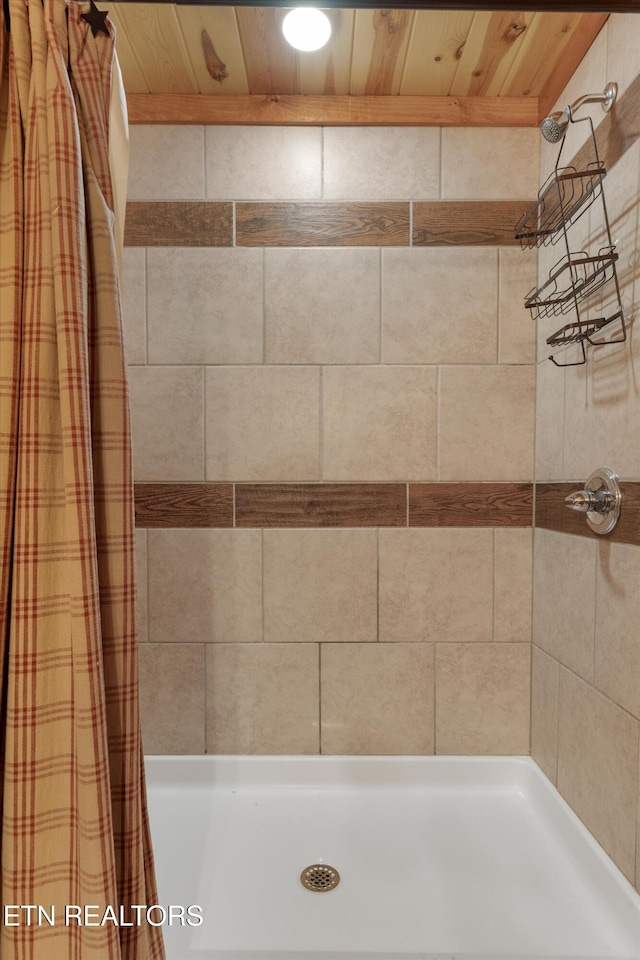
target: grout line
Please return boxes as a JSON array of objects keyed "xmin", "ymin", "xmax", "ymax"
[
  {"xmin": 260, "ymin": 528, "xmax": 265, "ymax": 642},
  {"xmin": 232, "ymin": 201, "xmax": 237, "ymax": 248},
  {"xmin": 406, "ymin": 482, "xmax": 409, "ymax": 526},
  {"xmin": 409, "ymin": 200, "xmax": 413, "ymax": 247},
  {"xmin": 496, "ymin": 248, "xmax": 501, "ymax": 365},
  {"xmin": 436, "ymin": 366, "xmax": 441, "ymax": 481},
  {"xmin": 203, "ymin": 641, "xmax": 208, "ymax": 755},
  {"xmin": 202, "ymin": 366, "xmax": 207, "ymax": 482},
  {"xmin": 319, "ymin": 367, "xmax": 324, "ymax": 479},
  {"xmin": 492, "ymin": 528, "xmax": 496, "ymax": 642},
  {"xmin": 376, "ymin": 528, "xmax": 380, "ymax": 642},
  {"xmin": 529, "ymin": 523, "xmax": 535, "ymax": 760},
  {"xmin": 143, "ymin": 247, "xmax": 149, "ymax": 364},
  {"xmin": 318, "ymin": 642, "xmax": 322, "ymax": 755},
  {"xmin": 320, "ymin": 127, "xmax": 325, "ymax": 200},
  {"xmin": 379, "ymin": 247, "xmax": 383, "ymax": 363},
  {"xmin": 144, "ymin": 529, "xmax": 150, "ymax": 646},
  {"xmin": 262, "ymin": 247, "xmax": 267, "ymax": 363},
  {"xmin": 433, "ymin": 643, "xmax": 437, "ymax": 756},
  {"xmin": 232, "ymin": 483, "xmax": 236, "ymax": 528},
  {"xmin": 439, "ymin": 128, "xmax": 443, "ymax": 201},
  {"xmin": 591, "ymin": 537, "xmax": 598, "ymax": 689},
  {"xmin": 202, "ymin": 126, "xmax": 207, "ymax": 200},
  {"xmin": 560, "ymin": 365, "xmax": 567, "ymax": 480}
]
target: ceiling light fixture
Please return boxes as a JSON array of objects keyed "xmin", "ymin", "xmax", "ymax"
[{"xmin": 282, "ymin": 8, "xmax": 331, "ymax": 52}]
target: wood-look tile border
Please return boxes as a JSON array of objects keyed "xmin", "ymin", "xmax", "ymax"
[
  {"xmin": 413, "ymin": 201, "xmax": 529, "ymax": 247},
  {"xmin": 410, "ymin": 483, "xmax": 533, "ymax": 527},
  {"xmin": 124, "ymin": 202, "xmax": 233, "ymax": 247},
  {"xmin": 236, "ymin": 202, "xmax": 410, "ymax": 247},
  {"xmin": 134, "ymin": 483, "xmax": 234, "ymax": 527},
  {"xmin": 235, "ymin": 483, "xmax": 406, "ymax": 527},
  {"xmin": 134, "ymin": 482, "xmax": 533, "ymax": 528},
  {"xmin": 535, "ymin": 481, "xmax": 640, "ymax": 546},
  {"xmin": 123, "ymin": 200, "xmax": 535, "ymax": 248}
]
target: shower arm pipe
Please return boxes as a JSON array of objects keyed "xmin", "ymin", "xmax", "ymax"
[
  {"xmin": 540, "ymin": 82, "xmax": 617, "ymax": 145},
  {"xmin": 567, "ymin": 89, "xmax": 616, "ymax": 119}
]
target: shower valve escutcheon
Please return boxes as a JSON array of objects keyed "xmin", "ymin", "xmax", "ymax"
[{"xmin": 564, "ymin": 467, "xmax": 621, "ymax": 534}]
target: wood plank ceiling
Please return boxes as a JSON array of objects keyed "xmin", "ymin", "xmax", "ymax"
[{"xmin": 108, "ymin": 4, "xmax": 608, "ymax": 124}]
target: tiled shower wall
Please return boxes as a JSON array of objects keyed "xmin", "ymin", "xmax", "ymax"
[
  {"xmin": 122, "ymin": 122, "xmax": 539, "ymax": 758},
  {"xmin": 532, "ymin": 13, "xmax": 640, "ymax": 892}
]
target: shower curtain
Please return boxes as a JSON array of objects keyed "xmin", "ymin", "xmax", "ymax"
[{"xmin": 0, "ymin": 1, "xmax": 165, "ymax": 957}]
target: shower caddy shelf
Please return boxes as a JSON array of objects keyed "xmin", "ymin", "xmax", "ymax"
[
  {"xmin": 514, "ymin": 162, "xmax": 606, "ymax": 249},
  {"xmin": 523, "ymin": 246, "xmax": 618, "ymax": 318},
  {"xmin": 515, "ymin": 114, "xmax": 625, "ymax": 367}
]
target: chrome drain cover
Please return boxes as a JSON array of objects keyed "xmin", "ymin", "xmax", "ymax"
[{"xmin": 300, "ymin": 863, "xmax": 340, "ymax": 892}]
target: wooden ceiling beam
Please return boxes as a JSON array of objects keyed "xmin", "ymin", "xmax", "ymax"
[
  {"xmin": 127, "ymin": 92, "xmax": 540, "ymax": 124},
  {"xmin": 114, "ymin": 0, "xmax": 638, "ymax": 10}
]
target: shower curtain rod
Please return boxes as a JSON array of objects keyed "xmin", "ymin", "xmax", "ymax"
[{"xmin": 100, "ymin": 0, "xmax": 639, "ymax": 10}]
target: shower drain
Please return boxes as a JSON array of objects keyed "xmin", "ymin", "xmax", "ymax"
[{"xmin": 300, "ymin": 863, "xmax": 340, "ymax": 892}]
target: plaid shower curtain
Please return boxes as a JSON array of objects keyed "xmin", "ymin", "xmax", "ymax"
[{"xmin": 0, "ymin": 1, "xmax": 165, "ymax": 957}]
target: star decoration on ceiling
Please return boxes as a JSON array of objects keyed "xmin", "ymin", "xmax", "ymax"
[{"xmin": 81, "ymin": 0, "xmax": 109, "ymax": 38}]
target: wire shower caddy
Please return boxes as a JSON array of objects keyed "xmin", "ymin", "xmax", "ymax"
[{"xmin": 514, "ymin": 113, "xmax": 625, "ymax": 367}]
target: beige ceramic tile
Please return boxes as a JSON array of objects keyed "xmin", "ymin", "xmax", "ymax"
[
  {"xmin": 589, "ymin": 137, "xmax": 640, "ymax": 289},
  {"xmin": 139, "ymin": 644, "xmax": 205, "ymax": 754},
  {"xmin": 442, "ymin": 128, "xmax": 539, "ymax": 200},
  {"xmin": 128, "ymin": 366, "xmax": 204, "ymax": 481},
  {"xmin": 557, "ymin": 667, "xmax": 639, "ymax": 883},
  {"xmin": 439, "ymin": 366, "xmax": 535, "ymax": 481},
  {"xmin": 320, "ymin": 643, "xmax": 434, "ymax": 755},
  {"xmin": 135, "ymin": 529, "xmax": 148, "ymax": 643},
  {"xmin": 563, "ymin": 342, "xmax": 640, "ymax": 480},
  {"xmin": 206, "ymin": 643, "xmax": 319, "ymax": 754},
  {"xmin": 147, "ymin": 248, "xmax": 263, "ymax": 365},
  {"xmin": 498, "ymin": 248, "xmax": 536, "ymax": 365},
  {"xmin": 322, "ymin": 366, "xmax": 437, "ymax": 480},
  {"xmin": 121, "ymin": 248, "xmax": 146, "ymax": 365},
  {"xmin": 128, "ymin": 126, "xmax": 204, "ymax": 200},
  {"xmin": 205, "ymin": 126, "xmax": 321, "ymax": 199},
  {"xmin": 535, "ymin": 357, "xmax": 565, "ymax": 482},
  {"xmin": 591, "ymin": 147, "xmax": 640, "ymax": 352},
  {"xmin": 607, "ymin": 14, "xmax": 640, "ymax": 98},
  {"xmin": 264, "ymin": 530, "xmax": 377, "ymax": 644},
  {"xmin": 149, "ymin": 529, "xmax": 262, "ymax": 644},
  {"xmin": 533, "ymin": 529, "xmax": 596, "ymax": 681},
  {"xmin": 637, "ymin": 760, "xmax": 640, "ymax": 894},
  {"xmin": 531, "ymin": 644, "xmax": 559, "ymax": 785},
  {"xmin": 379, "ymin": 528, "xmax": 493, "ymax": 644},
  {"xmin": 494, "ymin": 528, "xmax": 532, "ymax": 643},
  {"xmin": 560, "ymin": 144, "xmax": 640, "ymax": 479},
  {"xmin": 206, "ymin": 366, "xmax": 320, "ymax": 481},
  {"xmin": 435, "ymin": 643, "xmax": 530, "ymax": 755},
  {"xmin": 265, "ymin": 249, "xmax": 380, "ymax": 364},
  {"xmin": 637, "ymin": 741, "xmax": 640, "ymax": 894},
  {"xmin": 382, "ymin": 248, "xmax": 498, "ymax": 364},
  {"xmin": 595, "ymin": 542, "xmax": 640, "ymax": 719},
  {"xmin": 323, "ymin": 127, "xmax": 440, "ymax": 200}
]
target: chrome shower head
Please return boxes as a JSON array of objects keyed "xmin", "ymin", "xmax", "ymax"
[
  {"xmin": 541, "ymin": 109, "xmax": 569, "ymax": 143},
  {"xmin": 540, "ymin": 82, "xmax": 618, "ymax": 143}
]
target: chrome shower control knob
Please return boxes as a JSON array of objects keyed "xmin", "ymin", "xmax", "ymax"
[
  {"xmin": 564, "ymin": 467, "xmax": 621, "ymax": 534},
  {"xmin": 564, "ymin": 490, "xmax": 596, "ymax": 512}
]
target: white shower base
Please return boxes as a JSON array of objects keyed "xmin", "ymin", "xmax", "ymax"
[{"xmin": 144, "ymin": 755, "xmax": 640, "ymax": 960}]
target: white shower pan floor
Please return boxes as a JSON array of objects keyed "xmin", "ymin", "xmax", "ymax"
[{"xmin": 144, "ymin": 756, "xmax": 640, "ymax": 960}]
